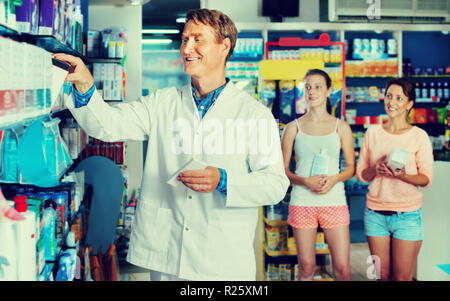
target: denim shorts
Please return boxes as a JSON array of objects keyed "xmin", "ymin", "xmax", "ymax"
[{"xmin": 364, "ymin": 207, "xmax": 424, "ymax": 241}]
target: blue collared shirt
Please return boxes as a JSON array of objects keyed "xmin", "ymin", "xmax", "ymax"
[
  {"xmin": 191, "ymin": 79, "xmax": 229, "ymax": 194},
  {"xmin": 72, "ymin": 84, "xmax": 96, "ymax": 108},
  {"xmin": 72, "ymin": 81, "xmax": 229, "ymax": 195}
]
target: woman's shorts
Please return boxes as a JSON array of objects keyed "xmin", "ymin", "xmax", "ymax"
[
  {"xmin": 364, "ymin": 208, "xmax": 423, "ymax": 241},
  {"xmin": 288, "ymin": 205, "xmax": 350, "ymax": 229}
]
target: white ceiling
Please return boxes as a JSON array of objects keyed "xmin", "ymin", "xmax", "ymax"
[{"xmin": 89, "ymin": 0, "xmax": 150, "ymax": 6}]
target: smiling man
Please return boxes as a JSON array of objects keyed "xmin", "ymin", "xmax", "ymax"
[{"xmin": 53, "ymin": 8, "xmax": 289, "ymax": 281}]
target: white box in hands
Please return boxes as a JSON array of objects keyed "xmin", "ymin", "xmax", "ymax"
[
  {"xmin": 167, "ymin": 158, "xmax": 208, "ymax": 187},
  {"xmin": 387, "ymin": 148, "xmax": 409, "ymax": 171}
]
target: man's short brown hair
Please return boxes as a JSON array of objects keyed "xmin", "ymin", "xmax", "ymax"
[{"xmin": 186, "ymin": 9, "xmax": 238, "ymax": 62}]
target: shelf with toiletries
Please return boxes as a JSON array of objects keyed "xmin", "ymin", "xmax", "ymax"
[
  {"xmin": 1, "ymin": 0, "xmax": 86, "ymax": 60},
  {"xmin": 344, "ymin": 30, "xmax": 400, "ymax": 79},
  {"xmin": 0, "ymin": 23, "xmax": 18, "ymax": 35},
  {"xmin": 86, "ymin": 29, "xmax": 128, "ymax": 103},
  {"xmin": 259, "ymin": 198, "xmax": 333, "ymax": 281},
  {"xmin": 4, "ymin": 33, "xmax": 86, "ymax": 61},
  {"xmin": 262, "ymin": 33, "xmax": 346, "ymax": 123}
]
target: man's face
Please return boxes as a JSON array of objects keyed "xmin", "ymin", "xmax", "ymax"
[{"xmin": 180, "ymin": 20, "xmax": 228, "ymax": 79}]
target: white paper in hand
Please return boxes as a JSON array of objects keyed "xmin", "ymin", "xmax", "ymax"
[{"xmin": 167, "ymin": 158, "xmax": 208, "ymax": 187}]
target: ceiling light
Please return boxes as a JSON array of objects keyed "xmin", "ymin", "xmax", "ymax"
[
  {"xmin": 142, "ymin": 29, "xmax": 180, "ymax": 34},
  {"xmin": 128, "ymin": 0, "xmax": 142, "ymax": 5},
  {"xmin": 142, "ymin": 39, "xmax": 173, "ymax": 45},
  {"xmin": 176, "ymin": 17, "xmax": 187, "ymax": 23}
]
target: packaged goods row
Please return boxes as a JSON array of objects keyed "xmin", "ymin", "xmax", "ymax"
[
  {"xmin": 346, "ymin": 59, "xmax": 399, "ymax": 77},
  {"xmin": 350, "ymin": 37, "xmax": 397, "ymax": 59},
  {"xmin": 0, "ymin": 0, "xmax": 84, "ymax": 53},
  {"xmin": 403, "ymin": 58, "xmax": 449, "ymax": 77},
  {"xmin": 91, "ymin": 63, "xmax": 126, "ymax": 101},
  {"xmin": 0, "ymin": 173, "xmax": 86, "ymax": 281},
  {"xmin": 0, "ymin": 118, "xmax": 73, "ymax": 186},
  {"xmin": 268, "ymin": 46, "xmax": 343, "ymax": 63},
  {"xmin": 233, "ymin": 37, "xmax": 264, "ymax": 59},
  {"xmin": 87, "ymin": 28, "xmax": 127, "ymax": 59},
  {"xmin": 414, "ymin": 81, "xmax": 450, "ymax": 100},
  {"xmin": 225, "ymin": 61, "xmax": 258, "ymax": 79},
  {"xmin": 345, "ymin": 107, "xmax": 449, "ymax": 126},
  {"xmin": 265, "ymin": 264, "xmax": 333, "ymax": 281}
]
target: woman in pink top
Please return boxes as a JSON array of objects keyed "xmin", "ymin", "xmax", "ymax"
[{"xmin": 356, "ymin": 78, "xmax": 434, "ymax": 281}]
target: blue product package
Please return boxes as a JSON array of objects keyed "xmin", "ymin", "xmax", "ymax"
[
  {"xmin": 18, "ymin": 118, "xmax": 68, "ymax": 187},
  {"xmin": 42, "ymin": 207, "xmax": 57, "ymax": 261},
  {"xmin": 2, "ymin": 129, "xmax": 19, "ymax": 182},
  {"xmin": 279, "ymin": 80, "xmax": 295, "ymax": 124},
  {"xmin": 38, "ymin": 0, "xmax": 58, "ymax": 35},
  {"xmin": 52, "ymin": 191, "xmax": 66, "ymax": 246},
  {"xmin": 42, "ymin": 127, "xmax": 57, "ymax": 178},
  {"xmin": 15, "ymin": 0, "xmax": 32, "ymax": 33},
  {"xmin": 294, "ymin": 80, "xmax": 307, "ymax": 115}
]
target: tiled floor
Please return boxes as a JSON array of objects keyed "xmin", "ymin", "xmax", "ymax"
[
  {"xmin": 118, "ymin": 243, "xmax": 374, "ymax": 281},
  {"xmin": 350, "ymin": 242, "xmax": 375, "ymax": 281},
  {"xmin": 119, "ymin": 261, "xmax": 150, "ymax": 281}
]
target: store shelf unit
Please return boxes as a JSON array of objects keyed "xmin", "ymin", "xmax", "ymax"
[
  {"xmin": 259, "ymin": 206, "xmax": 333, "ymax": 281},
  {"xmin": 87, "ymin": 57, "xmax": 127, "ymax": 102},
  {"xmin": 264, "ymin": 33, "xmax": 346, "ymax": 120},
  {"xmin": 0, "ymin": 5, "xmax": 101, "ymax": 280}
]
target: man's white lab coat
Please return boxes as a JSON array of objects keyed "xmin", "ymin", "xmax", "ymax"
[{"xmin": 67, "ymin": 82, "xmax": 290, "ymax": 280}]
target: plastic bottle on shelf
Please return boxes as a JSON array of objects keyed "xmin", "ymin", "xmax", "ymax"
[
  {"xmin": 421, "ymin": 82, "xmax": 428, "ymax": 99},
  {"xmin": 415, "ymin": 82, "xmax": 421, "ymax": 99},
  {"xmin": 13, "ymin": 195, "xmax": 37, "ymax": 281},
  {"xmin": 437, "ymin": 82, "xmax": 443, "ymax": 99},
  {"xmin": 444, "ymin": 82, "xmax": 449, "ymax": 99},
  {"xmin": 430, "ymin": 82, "xmax": 436, "ymax": 99}
]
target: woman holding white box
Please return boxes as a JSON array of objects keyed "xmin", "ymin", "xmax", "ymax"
[
  {"xmin": 281, "ymin": 69, "xmax": 356, "ymax": 281},
  {"xmin": 356, "ymin": 78, "xmax": 434, "ymax": 281}
]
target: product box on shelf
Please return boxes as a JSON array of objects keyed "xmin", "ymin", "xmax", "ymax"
[
  {"xmin": 87, "ymin": 30, "xmax": 102, "ymax": 57},
  {"xmin": 15, "ymin": 0, "xmax": 31, "ymax": 33},
  {"xmin": 63, "ymin": 0, "xmax": 73, "ymax": 45},
  {"xmin": 38, "ymin": 0, "xmax": 58, "ymax": 36}
]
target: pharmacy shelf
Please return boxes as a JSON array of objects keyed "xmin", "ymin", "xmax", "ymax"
[
  {"xmin": 407, "ymin": 75, "xmax": 450, "ymax": 78},
  {"xmin": 0, "ymin": 107, "xmax": 68, "ymax": 129},
  {"xmin": 0, "ymin": 24, "xmax": 18, "ymax": 35},
  {"xmin": 264, "ymin": 216, "xmax": 288, "ymax": 227},
  {"xmin": 264, "ymin": 244, "xmax": 330, "ymax": 257},
  {"xmin": 87, "ymin": 57, "xmax": 125, "ymax": 64},
  {"xmin": 3, "ymin": 33, "xmax": 85, "ymax": 62}
]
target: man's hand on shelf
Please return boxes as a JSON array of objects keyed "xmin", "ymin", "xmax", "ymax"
[{"xmin": 52, "ymin": 53, "xmax": 95, "ymax": 94}]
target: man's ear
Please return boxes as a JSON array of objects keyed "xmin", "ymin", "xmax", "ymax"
[{"xmin": 222, "ymin": 37, "xmax": 231, "ymax": 56}]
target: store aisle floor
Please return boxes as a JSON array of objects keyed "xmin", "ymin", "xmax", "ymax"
[
  {"xmin": 117, "ymin": 243, "xmax": 374, "ymax": 281},
  {"xmin": 350, "ymin": 243, "xmax": 374, "ymax": 281}
]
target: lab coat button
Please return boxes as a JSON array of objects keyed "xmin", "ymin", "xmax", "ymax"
[
  {"xmin": 188, "ymin": 195, "xmax": 192, "ymax": 199},
  {"xmin": 185, "ymin": 227, "xmax": 189, "ymax": 231}
]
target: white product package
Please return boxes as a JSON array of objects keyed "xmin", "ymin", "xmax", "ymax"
[
  {"xmin": 51, "ymin": 58, "xmax": 71, "ymax": 107},
  {"xmin": 0, "ymin": 220, "xmax": 18, "ymax": 281},
  {"xmin": 14, "ymin": 211, "xmax": 36, "ymax": 281},
  {"xmin": 167, "ymin": 158, "xmax": 208, "ymax": 187},
  {"xmin": 311, "ymin": 148, "xmax": 329, "ymax": 176},
  {"xmin": 387, "ymin": 148, "xmax": 409, "ymax": 171}
]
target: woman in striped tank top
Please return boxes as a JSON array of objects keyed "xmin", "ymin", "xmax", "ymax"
[{"xmin": 281, "ymin": 69, "xmax": 356, "ymax": 281}]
